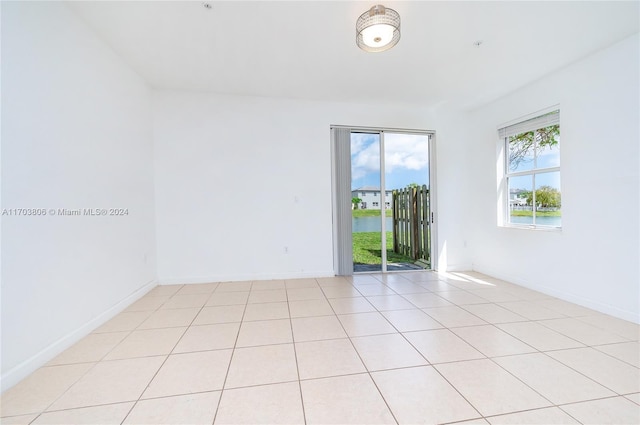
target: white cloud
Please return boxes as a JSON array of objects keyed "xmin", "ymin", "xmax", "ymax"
[
  {"xmin": 350, "ymin": 133, "xmax": 370, "ymax": 155},
  {"xmin": 350, "ymin": 133, "xmax": 429, "ymax": 182},
  {"xmin": 350, "ymin": 134, "xmax": 380, "ymax": 181},
  {"xmin": 383, "ymin": 134, "xmax": 429, "ymax": 173}
]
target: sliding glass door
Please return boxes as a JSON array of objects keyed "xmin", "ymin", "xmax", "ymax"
[
  {"xmin": 339, "ymin": 128, "xmax": 433, "ymax": 274},
  {"xmin": 350, "ymin": 133, "xmax": 383, "ymax": 272},
  {"xmin": 383, "ymin": 132, "xmax": 431, "ymax": 271}
]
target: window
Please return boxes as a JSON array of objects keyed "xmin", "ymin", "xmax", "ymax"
[
  {"xmin": 360, "ymin": 192, "xmax": 366, "ymax": 197},
  {"xmin": 500, "ymin": 110, "xmax": 561, "ymax": 228},
  {"xmin": 372, "ymin": 201, "xmax": 379, "ymax": 207}
]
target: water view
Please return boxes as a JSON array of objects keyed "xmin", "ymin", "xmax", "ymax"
[
  {"xmin": 510, "ymin": 215, "xmax": 561, "ymax": 227},
  {"xmin": 355, "ymin": 214, "xmax": 561, "ymax": 229},
  {"xmin": 352, "ymin": 216, "xmax": 393, "ymax": 232}
]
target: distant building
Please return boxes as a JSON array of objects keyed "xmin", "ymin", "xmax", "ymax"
[
  {"xmin": 509, "ymin": 188, "xmax": 529, "ymax": 208},
  {"xmin": 351, "ymin": 186, "xmax": 392, "ymax": 209}
]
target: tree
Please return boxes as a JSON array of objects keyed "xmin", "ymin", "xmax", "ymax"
[
  {"xmin": 509, "ymin": 124, "xmax": 559, "ymax": 170},
  {"xmin": 526, "ymin": 186, "xmax": 561, "ymax": 208},
  {"xmin": 352, "ymin": 197, "xmax": 362, "ymax": 210}
]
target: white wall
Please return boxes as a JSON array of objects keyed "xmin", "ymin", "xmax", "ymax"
[
  {"xmin": 438, "ymin": 35, "xmax": 639, "ymax": 322},
  {"xmin": 1, "ymin": 2, "xmax": 157, "ymax": 390},
  {"xmin": 431, "ymin": 106, "xmax": 474, "ymax": 272},
  {"xmin": 153, "ymin": 91, "xmax": 434, "ymax": 283}
]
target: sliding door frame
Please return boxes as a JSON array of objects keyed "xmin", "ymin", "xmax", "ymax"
[{"xmin": 330, "ymin": 125, "xmax": 438, "ymax": 275}]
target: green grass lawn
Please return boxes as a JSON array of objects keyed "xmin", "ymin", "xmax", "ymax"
[
  {"xmin": 510, "ymin": 210, "xmax": 561, "ymax": 217},
  {"xmin": 352, "ymin": 209, "xmax": 392, "ymax": 217},
  {"xmin": 352, "ymin": 232, "xmax": 412, "ymax": 265}
]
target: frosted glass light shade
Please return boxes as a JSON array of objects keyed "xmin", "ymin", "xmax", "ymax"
[
  {"xmin": 356, "ymin": 5, "xmax": 400, "ymax": 52},
  {"xmin": 361, "ymin": 24, "xmax": 395, "ymax": 48}
]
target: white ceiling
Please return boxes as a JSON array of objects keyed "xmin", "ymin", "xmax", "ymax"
[{"xmin": 68, "ymin": 1, "xmax": 639, "ymax": 109}]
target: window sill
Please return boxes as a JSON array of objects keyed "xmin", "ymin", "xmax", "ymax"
[{"xmin": 499, "ymin": 224, "xmax": 562, "ymax": 232}]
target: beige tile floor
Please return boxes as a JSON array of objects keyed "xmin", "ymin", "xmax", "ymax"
[{"xmin": 2, "ymin": 271, "xmax": 639, "ymax": 424}]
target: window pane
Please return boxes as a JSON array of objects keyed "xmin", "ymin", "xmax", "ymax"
[
  {"xmin": 508, "ymin": 175, "xmax": 533, "ymax": 225},
  {"xmin": 384, "ymin": 133, "xmax": 430, "ymax": 269},
  {"xmin": 534, "ymin": 171, "xmax": 561, "ymax": 227},
  {"xmin": 535, "ymin": 125, "xmax": 560, "ymax": 169},
  {"xmin": 507, "ymin": 133, "xmax": 535, "ymax": 173},
  {"xmin": 351, "ymin": 133, "xmax": 382, "ymax": 272}
]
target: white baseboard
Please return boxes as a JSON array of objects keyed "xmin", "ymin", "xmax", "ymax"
[
  {"xmin": 472, "ymin": 264, "xmax": 640, "ymax": 325},
  {"xmin": 0, "ymin": 279, "xmax": 157, "ymax": 393},
  {"xmin": 158, "ymin": 270, "xmax": 336, "ymax": 285}
]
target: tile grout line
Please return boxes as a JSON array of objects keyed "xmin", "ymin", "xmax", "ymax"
[
  {"xmin": 572, "ymin": 314, "xmax": 639, "ymax": 341},
  {"xmin": 533, "ymin": 317, "xmax": 634, "ymax": 344},
  {"xmin": 425, "ymin": 298, "xmax": 634, "ymax": 418},
  {"xmin": 412, "ymin": 289, "xmax": 592, "ymax": 417},
  {"xmin": 285, "ymin": 278, "xmax": 309, "ymax": 425},
  {"xmin": 536, "ymin": 348, "xmax": 635, "ymax": 397},
  {"xmin": 209, "ymin": 281, "xmax": 251, "ymax": 425},
  {"xmin": 467, "ymin": 314, "xmax": 637, "ymax": 398},
  {"xmin": 377, "ymin": 283, "xmax": 487, "ymax": 422},
  {"xmin": 367, "ymin": 274, "xmax": 515, "ymax": 421},
  {"xmin": 589, "ymin": 343, "xmax": 640, "ymax": 369},
  {"xmin": 376, "ymin": 275, "xmax": 629, "ymax": 422},
  {"xmin": 476, "ymin": 393, "xmax": 639, "ymax": 425},
  {"xmin": 29, "ymin": 284, "xmax": 184, "ymax": 423},
  {"xmin": 26, "ymin": 284, "xmax": 187, "ymax": 424},
  {"xmin": 426, "ymin": 277, "xmax": 591, "ymax": 423},
  {"xmin": 325, "ymin": 282, "xmax": 401, "ymax": 425},
  {"xmin": 121, "ymin": 283, "xmax": 211, "ymax": 424},
  {"xmin": 5, "ymin": 273, "xmax": 638, "ymax": 424}
]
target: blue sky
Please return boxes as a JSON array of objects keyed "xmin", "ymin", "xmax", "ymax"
[
  {"xmin": 509, "ymin": 138, "xmax": 561, "ymax": 189},
  {"xmin": 351, "ymin": 133, "xmax": 429, "ymax": 191}
]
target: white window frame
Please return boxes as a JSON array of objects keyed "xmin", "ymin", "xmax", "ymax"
[{"xmin": 498, "ymin": 107, "xmax": 561, "ymax": 231}]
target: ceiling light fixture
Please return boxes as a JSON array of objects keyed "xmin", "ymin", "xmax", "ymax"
[{"xmin": 356, "ymin": 4, "xmax": 400, "ymax": 53}]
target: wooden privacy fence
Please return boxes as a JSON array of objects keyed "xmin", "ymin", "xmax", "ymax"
[{"xmin": 392, "ymin": 185, "xmax": 430, "ymax": 265}]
